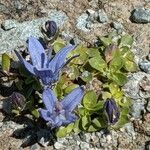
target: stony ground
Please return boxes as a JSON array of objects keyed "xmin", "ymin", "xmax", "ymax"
[{"xmin": 0, "ymin": 0, "xmax": 150, "ymax": 149}]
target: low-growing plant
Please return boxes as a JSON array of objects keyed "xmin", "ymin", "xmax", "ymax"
[{"xmin": 0, "ymin": 21, "xmax": 137, "ymax": 138}]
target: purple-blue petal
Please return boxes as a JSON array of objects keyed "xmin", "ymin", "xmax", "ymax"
[
  {"xmin": 28, "ymin": 37, "xmax": 47, "ymax": 68},
  {"xmin": 14, "ymin": 50, "xmax": 35, "ymax": 75},
  {"xmin": 42, "ymin": 88, "xmax": 57, "ymax": 113},
  {"xmin": 39, "ymin": 108, "xmax": 54, "ymax": 122},
  {"xmin": 34, "ymin": 68, "xmax": 56, "ymax": 85},
  {"xmin": 61, "ymin": 86, "xmax": 84, "ymax": 112},
  {"xmin": 48, "ymin": 45, "xmax": 76, "ymax": 72}
]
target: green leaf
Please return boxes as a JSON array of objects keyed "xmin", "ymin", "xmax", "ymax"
[
  {"xmin": 19, "ymin": 64, "xmax": 32, "ymax": 77},
  {"xmin": 113, "ymin": 114, "xmax": 129, "ymax": 129},
  {"xmin": 80, "ymin": 71, "xmax": 92, "ymax": 82},
  {"xmin": 15, "ymin": 80, "xmax": 23, "ymax": 90},
  {"xmin": 56, "ymin": 127, "xmax": 67, "ymax": 138},
  {"xmin": 68, "ymin": 66, "xmax": 80, "ymax": 80},
  {"xmin": 111, "ymin": 72, "xmax": 128, "ymax": 86},
  {"xmin": 12, "ymin": 109, "xmax": 20, "ymax": 115},
  {"xmin": 24, "ymin": 87, "xmax": 33, "ymax": 98},
  {"xmin": 87, "ymin": 48, "xmax": 100, "ymax": 57},
  {"xmin": 119, "ymin": 35, "xmax": 133, "ymax": 47},
  {"xmin": 100, "ymin": 37, "xmax": 112, "ymax": 46},
  {"xmin": 83, "ymin": 91, "xmax": 97, "ymax": 107},
  {"xmin": 78, "ymin": 107, "xmax": 88, "ymax": 116},
  {"xmin": 119, "ymin": 97, "xmax": 132, "ymax": 107},
  {"xmin": 53, "ymin": 39, "xmax": 65, "ymax": 53},
  {"xmin": 53, "ymin": 83, "xmax": 63, "ymax": 99},
  {"xmin": 81, "ymin": 115, "xmax": 90, "ymax": 130},
  {"xmin": 120, "ymin": 46, "xmax": 134, "ymax": 61},
  {"xmin": 89, "ymin": 56, "xmax": 107, "ymax": 72},
  {"xmin": 102, "ymin": 92, "xmax": 112, "ymax": 100},
  {"xmin": 32, "ymin": 80, "xmax": 42, "ymax": 91},
  {"xmin": 92, "ymin": 118, "xmax": 102, "ymax": 128},
  {"xmin": 31, "ymin": 109, "xmax": 39, "ymax": 118},
  {"xmin": 64, "ymin": 84, "xmax": 78, "ymax": 95},
  {"xmin": 2, "ymin": 53, "xmax": 10, "ymax": 72},
  {"xmin": 124, "ymin": 60, "xmax": 137, "ymax": 72},
  {"xmin": 109, "ymin": 57, "xmax": 124, "ymax": 71},
  {"xmin": 66, "ymin": 123, "xmax": 74, "ymax": 134},
  {"xmin": 73, "ymin": 119, "xmax": 81, "ymax": 134},
  {"xmin": 87, "ymin": 125, "xmax": 98, "ymax": 132},
  {"xmin": 69, "ymin": 45, "xmax": 88, "ymax": 65},
  {"xmin": 25, "ymin": 77, "xmax": 34, "ymax": 84}
]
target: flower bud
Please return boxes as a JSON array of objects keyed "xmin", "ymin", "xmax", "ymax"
[
  {"xmin": 104, "ymin": 98, "xmax": 120, "ymax": 124},
  {"xmin": 45, "ymin": 20, "xmax": 57, "ymax": 38},
  {"xmin": 9, "ymin": 92, "xmax": 26, "ymax": 109}
]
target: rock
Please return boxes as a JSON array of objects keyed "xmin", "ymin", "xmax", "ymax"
[
  {"xmin": 0, "ymin": 3, "xmax": 9, "ymax": 14},
  {"xmin": 54, "ymin": 142, "xmax": 65, "ymax": 149},
  {"xmin": 86, "ymin": 9, "xmax": 97, "ymax": 22},
  {"xmin": 131, "ymin": 99, "xmax": 145, "ymax": 119},
  {"xmin": 111, "ymin": 21, "xmax": 123, "ymax": 30},
  {"xmin": 97, "ymin": 9, "xmax": 109, "ymax": 23},
  {"xmin": 146, "ymin": 99, "xmax": 150, "ymax": 112},
  {"xmin": 76, "ymin": 13, "xmax": 91, "ymax": 32},
  {"xmin": 89, "ymin": 0, "xmax": 99, "ymax": 9},
  {"xmin": 1, "ymin": 20, "xmax": 19, "ymax": 30},
  {"xmin": 37, "ymin": 129, "xmax": 52, "ymax": 147},
  {"xmin": 2, "ymin": 98, "xmax": 12, "ymax": 114},
  {"xmin": 123, "ymin": 123, "xmax": 136, "ymax": 139},
  {"xmin": 139, "ymin": 60, "xmax": 150, "ymax": 73},
  {"xmin": 0, "ymin": 10, "xmax": 68, "ymax": 54},
  {"xmin": 139, "ymin": 76, "xmax": 150, "ymax": 91},
  {"xmin": 12, "ymin": 0, "xmax": 25, "ymax": 10},
  {"xmin": 80, "ymin": 141, "xmax": 90, "ymax": 149},
  {"xmin": 131, "ymin": 8, "xmax": 150, "ymax": 23}
]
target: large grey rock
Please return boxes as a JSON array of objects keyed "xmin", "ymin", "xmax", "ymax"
[
  {"xmin": 131, "ymin": 8, "xmax": 150, "ymax": 23},
  {"xmin": 0, "ymin": 10, "xmax": 68, "ymax": 54}
]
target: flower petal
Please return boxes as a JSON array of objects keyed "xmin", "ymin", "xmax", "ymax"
[
  {"xmin": 42, "ymin": 88, "xmax": 57, "ymax": 113},
  {"xmin": 61, "ymin": 86, "xmax": 84, "ymax": 112},
  {"xmin": 28, "ymin": 37, "xmax": 47, "ymax": 68},
  {"xmin": 34, "ymin": 68, "xmax": 56, "ymax": 85},
  {"xmin": 49, "ymin": 45, "xmax": 76, "ymax": 72},
  {"xmin": 39, "ymin": 108, "xmax": 54, "ymax": 122},
  {"xmin": 14, "ymin": 50, "xmax": 35, "ymax": 75}
]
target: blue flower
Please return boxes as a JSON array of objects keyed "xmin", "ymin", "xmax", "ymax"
[
  {"xmin": 104, "ymin": 98, "xmax": 120, "ymax": 125},
  {"xmin": 15, "ymin": 37, "xmax": 76, "ymax": 85},
  {"xmin": 39, "ymin": 86, "xmax": 84, "ymax": 128}
]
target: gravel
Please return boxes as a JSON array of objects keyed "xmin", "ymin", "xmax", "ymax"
[{"xmin": 131, "ymin": 8, "xmax": 150, "ymax": 23}]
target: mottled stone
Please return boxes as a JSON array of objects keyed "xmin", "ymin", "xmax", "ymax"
[
  {"xmin": 111, "ymin": 21, "xmax": 123, "ymax": 30},
  {"xmin": 76, "ymin": 13, "xmax": 91, "ymax": 32},
  {"xmin": 139, "ymin": 60, "xmax": 150, "ymax": 73},
  {"xmin": 131, "ymin": 99, "xmax": 145, "ymax": 119},
  {"xmin": 131, "ymin": 8, "xmax": 150, "ymax": 23},
  {"xmin": 97, "ymin": 9, "xmax": 109, "ymax": 23}
]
